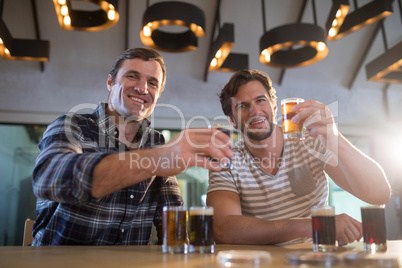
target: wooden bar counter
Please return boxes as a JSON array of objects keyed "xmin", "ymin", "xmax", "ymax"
[{"xmin": 1, "ymin": 241, "xmax": 401, "ymax": 268}]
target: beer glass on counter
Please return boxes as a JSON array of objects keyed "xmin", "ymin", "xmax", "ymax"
[
  {"xmin": 361, "ymin": 205, "xmax": 387, "ymax": 253},
  {"xmin": 311, "ymin": 206, "xmax": 336, "ymax": 252},
  {"xmin": 162, "ymin": 206, "xmax": 188, "ymax": 254},
  {"xmin": 189, "ymin": 206, "xmax": 214, "ymax": 253},
  {"xmin": 281, "ymin": 98, "xmax": 305, "ymax": 141}
]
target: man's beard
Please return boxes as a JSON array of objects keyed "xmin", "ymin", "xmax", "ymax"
[{"xmin": 241, "ymin": 119, "xmax": 275, "ymax": 141}]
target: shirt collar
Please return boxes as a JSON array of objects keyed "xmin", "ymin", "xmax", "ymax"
[{"xmin": 95, "ymin": 102, "xmax": 152, "ymax": 149}]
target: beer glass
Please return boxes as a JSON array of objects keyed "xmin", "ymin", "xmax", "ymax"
[
  {"xmin": 281, "ymin": 98, "xmax": 305, "ymax": 141},
  {"xmin": 311, "ymin": 206, "xmax": 336, "ymax": 252},
  {"xmin": 162, "ymin": 206, "xmax": 188, "ymax": 254},
  {"xmin": 189, "ymin": 206, "xmax": 214, "ymax": 253},
  {"xmin": 361, "ymin": 205, "xmax": 387, "ymax": 253}
]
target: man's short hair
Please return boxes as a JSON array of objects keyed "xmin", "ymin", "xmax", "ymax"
[
  {"xmin": 218, "ymin": 69, "xmax": 277, "ymax": 119},
  {"xmin": 109, "ymin": 47, "xmax": 167, "ymax": 91}
]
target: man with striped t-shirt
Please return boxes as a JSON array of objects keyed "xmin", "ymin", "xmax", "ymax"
[{"xmin": 207, "ymin": 70, "xmax": 391, "ymax": 246}]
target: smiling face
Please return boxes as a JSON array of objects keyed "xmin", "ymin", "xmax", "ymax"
[
  {"xmin": 230, "ymin": 80, "xmax": 277, "ymax": 141},
  {"xmin": 107, "ymin": 58, "xmax": 163, "ymax": 121}
]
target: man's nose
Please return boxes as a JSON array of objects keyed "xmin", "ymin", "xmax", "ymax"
[
  {"xmin": 249, "ymin": 103, "xmax": 259, "ymax": 116},
  {"xmin": 136, "ymin": 79, "xmax": 148, "ymax": 94}
]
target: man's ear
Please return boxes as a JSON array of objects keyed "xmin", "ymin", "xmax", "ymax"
[
  {"xmin": 228, "ymin": 116, "xmax": 237, "ymax": 129},
  {"xmin": 107, "ymin": 74, "xmax": 113, "ymax": 92}
]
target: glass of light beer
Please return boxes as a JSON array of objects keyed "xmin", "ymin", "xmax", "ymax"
[
  {"xmin": 361, "ymin": 205, "xmax": 387, "ymax": 253},
  {"xmin": 189, "ymin": 206, "xmax": 214, "ymax": 253},
  {"xmin": 311, "ymin": 206, "xmax": 336, "ymax": 252},
  {"xmin": 281, "ymin": 98, "xmax": 305, "ymax": 141},
  {"xmin": 162, "ymin": 206, "xmax": 188, "ymax": 254}
]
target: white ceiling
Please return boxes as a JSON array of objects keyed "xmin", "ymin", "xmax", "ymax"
[{"xmin": 0, "ymin": 0, "xmax": 401, "ymax": 131}]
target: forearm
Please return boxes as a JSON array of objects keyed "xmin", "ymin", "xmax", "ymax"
[
  {"xmin": 214, "ymin": 215, "xmax": 312, "ymax": 245},
  {"xmin": 326, "ymin": 133, "xmax": 391, "ymax": 205},
  {"xmin": 92, "ymin": 148, "xmax": 163, "ymax": 198}
]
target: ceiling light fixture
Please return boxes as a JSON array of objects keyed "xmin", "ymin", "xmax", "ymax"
[
  {"xmin": 140, "ymin": 1, "xmax": 205, "ymax": 52},
  {"xmin": 366, "ymin": 0, "xmax": 402, "ymax": 84},
  {"xmin": 326, "ymin": 0, "xmax": 350, "ymax": 40},
  {"xmin": 0, "ymin": 1, "xmax": 49, "ymax": 62},
  {"xmin": 336, "ymin": 0, "xmax": 393, "ymax": 39},
  {"xmin": 259, "ymin": 0, "xmax": 328, "ymax": 68},
  {"xmin": 53, "ymin": 0, "xmax": 119, "ymax": 31}
]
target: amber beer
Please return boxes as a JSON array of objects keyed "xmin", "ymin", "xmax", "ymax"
[
  {"xmin": 361, "ymin": 205, "xmax": 387, "ymax": 253},
  {"xmin": 311, "ymin": 206, "xmax": 336, "ymax": 252},
  {"xmin": 162, "ymin": 206, "xmax": 188, "ymax": 254},
  {"xmin": 281, "ymin": 98, "xmax": 304, "ymax": 141},
  {"xmin": 189, "ymin": 206, "xmax": 214, "ymax": 253}
]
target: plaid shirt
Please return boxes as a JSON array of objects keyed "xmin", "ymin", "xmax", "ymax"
[{"xmin": 32, "ymin": 103, "xmax": 183, "ymax": 245}]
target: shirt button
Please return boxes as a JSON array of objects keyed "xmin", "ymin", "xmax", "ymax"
[
  {"xmin": 121, "ymin": 229, "xmax": 125, "ymax": 233},
  {"xmin": 130, "ymin": 195, "xmax": 134, "ymax": 199}
]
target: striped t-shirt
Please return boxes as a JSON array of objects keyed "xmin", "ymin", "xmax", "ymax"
[{"xmin": 208, "ymin": 136, "xmax": 331, "ymax": 240}]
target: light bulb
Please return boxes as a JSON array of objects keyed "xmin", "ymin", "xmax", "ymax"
[
  {"xmin": 61, "ymin": 5, "xmax": 68, "ymax": 16},
  {"xmin": 5, "ymin": 48, "xmax": 10, "ymax": 54},
  {"xmin": 108, "ymin": 9, "xmax": 116, "ymax": 20},
  {"xmin": 329, "ymin": 28, "xmax": 336, "ymax": 37},
  {"xmin": 58, "ymin": 0, "xmax": 66, "ymax": 5},
  {"xmin": 64, "ymin": 16, "xmax": 71, "ymax": 25},
  {"xmin": 215, "ymin": 49, "xmax": 222, "ymax": 58},
  {"xmin": 336, "ymin": 9, "xmax": 342, "ymax": 18},
  {"xmin": 332, "ymin": 19, "xmax": 338, "ymax": 27},
  {"xmin": 265, "ymin": 52, "xmax": 271, "ymax": 62},
  {"xmin": 0, "ymin": 38, "xmax": 3, "ymax": 45},
  {"xmin": 317, "ymin": 42, "xmax": 326, "ymax": 51},
  {"xmin": 144, "ymin": 26, "xmax": 151, "ymax": 37},
  {"xmin": 211, "ymin": 58, "xmax": 217, "ymax": 67}
]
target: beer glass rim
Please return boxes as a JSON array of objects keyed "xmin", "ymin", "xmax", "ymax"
[
  {"xmin": 281, "ymin": 98, "xmax": 305, "ymax": 105},
  {"xmin": 311, "ymin": 206, "xmax": 335, "ymax": 216},
  {"xmin": 163, "ymin": 205, "xmax": 187, "ymax": 211},
  {"xmin": 361, "ymin": 204, "xmax": 385, "ymax": 209}
]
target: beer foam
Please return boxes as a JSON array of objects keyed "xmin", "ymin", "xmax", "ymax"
[
  {"xmin": 311, "ymin": 207, "xmax": 334, "ymax": 216},
  {"xmin": 190, "ymin": 207, "xmax": 214, "ymax": 216}
]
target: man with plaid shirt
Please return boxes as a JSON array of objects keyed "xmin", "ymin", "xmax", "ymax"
[{"xmin": 32, "ymin": 48, "xmax": 233, "ymax": 245}]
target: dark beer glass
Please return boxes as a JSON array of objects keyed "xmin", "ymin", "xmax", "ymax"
[
  {"xmin": 281, "ymin": 98, "xmax": 305, "ymax": 141},
  {"xmin": 311, "ymin": 206, "xmax": 336, "ymax": 252},
  {"xmin": 361, "ymin": 205, "xmax": 387, "ymax": 253},
  {"xmin": 189, "ymin": 206, "xmax": 214, "ymax": 253},
  {"xmin": 162, "ymin": 206, "xmax": 188, "ymax": 254}
]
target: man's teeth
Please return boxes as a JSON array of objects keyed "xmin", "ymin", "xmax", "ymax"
[
  {"xmin": 250, "ymin": 119, "xmax": 265, "ymax": 125},
  {"xmin": 129, "ymin": 97, "xmax": 144, "ymax": 103}
]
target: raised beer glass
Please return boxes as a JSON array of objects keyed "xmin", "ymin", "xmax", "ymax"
[
  {"xmin": 189, "ymin": 206, "xmax": 214, "ymax": 253},
  {"xmin": 311, "ymin": 206, "xmax": 336, "ymax": 252},
  {"xmin": 361, "ymin": 205, "xmax": 387, "ymax": 253},
  {"xmin": 281, "ymin": 98, "xmax": 305, "ymax": 141},
  {"xmin": 162, "ymin": 206, "xmax": 188, "ymax": 254}
]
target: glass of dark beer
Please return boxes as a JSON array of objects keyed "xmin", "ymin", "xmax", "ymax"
[
  {"xmin": 162, "ymin": 206, "xmax": 188, "ymax": 254},
  {"xmin": 189, "ymin": 206, "xmax": 214, "ymax": 253},
  {"xmin": 361, "ymin": 205, "xmax": 387, "ymax": 253},
  {"xmin": 281, "ymin": 98, "xmax": 305, "ymax": 141},
  {"xmin": 311, "ymin": 206, "xmax": 336, "ymax": 252}
]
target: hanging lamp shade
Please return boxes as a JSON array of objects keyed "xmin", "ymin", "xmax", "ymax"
[
  {"xmin": 140, "ymin": 1, "xmax": 206, "ymax": 52},
  {"xmin": 53, "ymin": 0, "xmax": 119, "ymax": 31},
  {"xmin": 0, "ymin": 18, "xmax": 49, "ymax": 62},
  {"xmin": 326, "ymin": 0, "xmax": 350, "ymax": 40},
  {"xmin": 259, "ymin": 23, "xmax": 328, "ymax": 68},
  {"xmin": 336, "ymin": 0, "xmax": 393, "ymax": 39}
]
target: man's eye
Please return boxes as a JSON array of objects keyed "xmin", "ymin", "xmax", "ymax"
[
  {"xmin": 236, "ymin": 104, "xmax": 245, "ymax": 110},
  {"xmin": 257, "ymin": 98, "xmax": 266, "ymax": 103}
]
